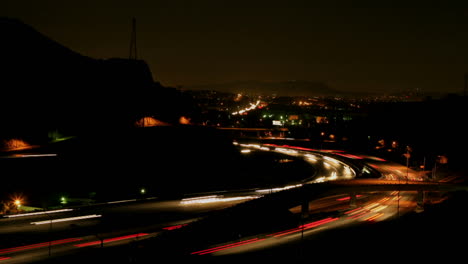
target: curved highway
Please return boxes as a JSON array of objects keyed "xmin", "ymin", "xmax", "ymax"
[{"xmin": 0, "ymin": 142, "xmax": 452, "ymax": 263}]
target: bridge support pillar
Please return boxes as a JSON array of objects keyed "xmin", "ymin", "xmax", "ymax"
[
  {"xmin": 301, "ymin": 200, "xmax": 309, "ymax": 219},
  {"xmin": 416, "ymin": 190, "xmax": 424, "ymax": 213}
]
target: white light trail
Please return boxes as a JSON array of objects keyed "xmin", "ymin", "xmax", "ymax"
[
  {"xmin": 180, "ymin": 195, "xmax": 258, "ymax": 205},
  {"xmin": 3, "ymin": 209, "xmax": 74, "ymax": 218},
  {"xmin": 30, "ymin": 214, "xmax": 102, "ymax": 225},
  {"xmin": 274, "ymin": 148, "xmax": 298, "ymax": 155},
  {"xmin": 324, "ymin": 156, "xmax": 340, "ymax": 164},
  {"xmin": 17, "ymin": 154, "xmax": 57, "ymax": 158},
  {"xmin": 255, "ymin": 184, "xmax": 303, "ymax": 193},
  {"xmin": 107, "ymin": 199, "xmax": 137, "ymax": 204},
  {"xmin": 232, "ymin": 100, "xmax": 261, "ymax": 115}
]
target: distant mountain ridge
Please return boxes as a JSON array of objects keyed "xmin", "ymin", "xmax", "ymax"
[{"xmin": 185, "ymin": 80, "xmax": 343, "ymax": 97}]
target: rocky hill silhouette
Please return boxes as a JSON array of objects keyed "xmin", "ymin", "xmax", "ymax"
[{"xmin": 0, "ymin": 17, "xmax": 193, "ymax": 144}]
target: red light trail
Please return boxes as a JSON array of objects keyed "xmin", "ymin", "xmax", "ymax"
[
  {"xmin": 0, "ymin": 238, "xmax": 82, "ymax": 254},
  {"xmin": 268, "ymin": 217, "xmax": 339, "ymax": 237},
  {"xmin": 74, "ymin": 233, "xmax": 149, "ymax": 248},
  {"xmin": 191, "ymin": 238, "xmax": 266, "ymax": 255}
]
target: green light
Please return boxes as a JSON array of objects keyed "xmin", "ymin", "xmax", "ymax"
[
  {"xmin": 60, "ymin": 196, "xmax": 67, "ymax": 204},
  {"xmin": 140, "ymin": 188, "xmax": 146, "ymax": 194}
]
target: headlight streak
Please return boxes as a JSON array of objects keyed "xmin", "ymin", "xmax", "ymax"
[
  {"xmin": 364, "ymin": 213, "xmax": 384, "ymax": 222},
  {"xmin": 378, "ymin": 197, "xmax": 390, "ymax": 203},
  {"xmin": 255, "ymin": 184, "xmax": 302, "ymax": 194},
  {"xmin": 180, "ymin": 195, "xmax": 259, "ymax": 205},
  {"xmin": 323, "ymin": 156, "xmax": 340, "ymax": 164},
  {"xmin": 3, "ymin": 208, "xmax": 74, "ymax": 218},
  {"xmin": 106, "ymin": 199, "xmax": 137, "ymax": 204},
  {"xmin": 9, "ymin": 153, "xmax": 57, "ymax": 158},
  {"xmin": 347, "ymin": 209, "xmax": 371, "ymax": 220},
  {"xmin": 30, "ymin": 214, "xmax": 102, "ymax": 225},
  {"xmin": 304, "ymin": 154, "xmax": 317, "ymax": 162},
  {"xmin": 370, "ymin": 205, "xmax": 388, "ymax": 212},
  {"xmin": 237, "ymin": 142, "xmax": 360, "ymax": 183},
  {"xmin": 363, "ymin": 202, "xmax": 381, "ymax": 211},
  {"xmin": 274, "ymin": 147, "xmax": 299, "ymax": 156},
  {"xmin": 231, "ymin": 100, "xmax": 260, "ymax": 115},
  {"xmin": 312, "ymin": 176, "xmax": 326, "ymax": 183}
]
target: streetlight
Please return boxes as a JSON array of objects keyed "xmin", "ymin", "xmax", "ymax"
[{"xmin": 14, "ymin": 199, "xmax": 21, "ymax": 213}]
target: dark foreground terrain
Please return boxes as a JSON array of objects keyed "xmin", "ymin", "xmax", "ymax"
[{"xmin": 28, "ymin": 187, "xmax": 468, "ymax": 263}]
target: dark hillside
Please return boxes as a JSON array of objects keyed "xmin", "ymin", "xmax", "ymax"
[{"xmin": 0, "ymin": 17, "xmax": 169, "ymax": 141}]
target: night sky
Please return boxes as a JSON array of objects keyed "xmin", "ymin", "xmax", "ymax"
[{"xmin": 4, "ymin": 1, "xmax": 468, "ymax": 94}]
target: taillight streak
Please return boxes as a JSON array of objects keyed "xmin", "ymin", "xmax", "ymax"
[
  {"xmin": 191, "ymin": 238, "xmax": 265, "ymax": 255},
  {"xmin": 268, "ymin": 217, "xmax": 338, "ymax": 237},
  {"xmin": 344, "ymin": 207, "xmax": 363, "ymax": 214},
  {"xmin": 336, "ymin": 195, "xmax": 362, "ymax": 201},
  {"xmin": 347, "ymin": 210, "xmax": 369, "ymax": 219},
  {"xmin": 0, "ymin": 238, "xmax": 82, "ymax": 254},
  {"xmin": 364, "ymin": 213, "xmax": 384, "ymax": 222},
  {"xmin": 74, "ymin": 233, "xmax": 148, "ymax": 248},
  {"xmin": 162, "ymin": 224, "xmax": 188, "ymax": 231}
]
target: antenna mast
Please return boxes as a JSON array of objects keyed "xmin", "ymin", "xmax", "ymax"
[{"xmin": 129, "ymin": 17, "xmax": 137, "ymax": 60}]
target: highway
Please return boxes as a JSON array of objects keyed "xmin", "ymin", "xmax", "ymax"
[
  {"xmin": 0, "ymin": 142, "xmax": 462, "ymax": 263},
  {"xmin": 0, "ymin": 194, "xmax": 258, "ymax": 263}
]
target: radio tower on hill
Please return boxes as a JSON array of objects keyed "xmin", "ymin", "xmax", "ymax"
[{"xmin": 129, "ymin": 17, "xmax": 137, "ymax": 60}]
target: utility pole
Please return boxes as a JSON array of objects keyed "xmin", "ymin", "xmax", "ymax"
[
  {"xmin": 405, "ymin": 145, "xmax": 411, "ymax": 183},
  {"xmin": 129, "ymin": 17, "xmax": 137, "ymax": 60}
]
